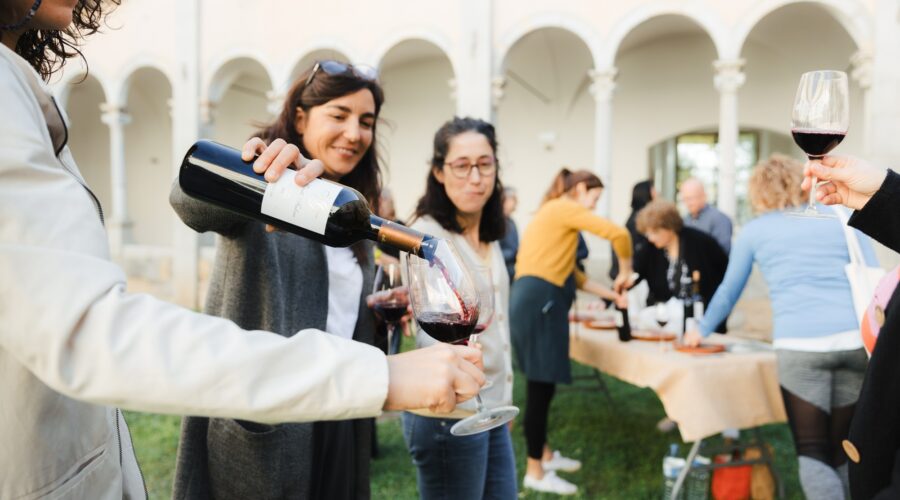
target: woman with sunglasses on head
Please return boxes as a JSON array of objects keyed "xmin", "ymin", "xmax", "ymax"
[
  {"xmin": 0, "ymin": 3, "xmax": 485, "ymax": 499},
  {"xmin": 170, "ymin": 60, "xmax": 392, "ymax": 499},
  {"xmin": 400, "ymin": 117, "xmax": 518, "ymax": 499},
  {"xmin": 510, "ymin": 169, "xmax": 632, "ymax": 495}
]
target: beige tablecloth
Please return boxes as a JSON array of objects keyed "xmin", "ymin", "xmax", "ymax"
[{"xmin": 569, "ymin": 328, "xmax": 787, "ymax": 442}]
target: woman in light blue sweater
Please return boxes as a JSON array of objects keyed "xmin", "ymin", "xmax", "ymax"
[{"xmin": 685, "ymin": 155, "xmax": 877, "ymax": 500}]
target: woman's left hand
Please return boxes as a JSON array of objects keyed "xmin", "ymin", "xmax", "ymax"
[{"xmin": 241, "ymin": 137, "xmax": 325, "ymax": 232}]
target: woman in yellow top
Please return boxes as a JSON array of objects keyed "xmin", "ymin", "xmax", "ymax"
[{"xmin": 510, "ymin": 168, "xmax": 632, "ymax": 495}]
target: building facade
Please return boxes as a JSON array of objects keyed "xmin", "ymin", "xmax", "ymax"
[{"xmin": 52, "ymin": 0, "xmax": 900, "ymax": 308}]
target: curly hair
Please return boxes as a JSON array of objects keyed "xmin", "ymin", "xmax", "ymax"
[
  {"xmin": 748, "ymin": 154, "xmax": 804, "ymax": 213},
  {"xmin": 636, "ymin": 199, "xmax": 684, "ymax": 234},
  {"xmin": 1, "ymin": 1, "xmax": 121, "ymax": 80}
]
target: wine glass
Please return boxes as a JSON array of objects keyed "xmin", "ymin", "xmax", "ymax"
[
  {"xmin": 449, "ymin": 265, "xmax": 519, "ymax": 437},
  {"xmin": 790, "ymin": 70, "xmax": 849, "ymax": 218},
  {"xmin": 370, "ymin": 262, "xmax": 407, "ymax": 355},
  {"xmin": 655, "ymin": 302, "xmax": 670, "ymax": 351},
  {"xmin": 406, "ymin": 240, "xmax": 480, "ymax": 346}
]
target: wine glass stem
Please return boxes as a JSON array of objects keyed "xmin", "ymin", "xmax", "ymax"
[
  {"xmin": 467, "ymin": 332, "xmax": 488, "ymax": 413},
  {"xmin": 387, "ymin": 323, "xmax": 397, "ymax": 355},
  {"xmin": 808, "ymin": 175, "xmax": 818, "ymax": 210}
]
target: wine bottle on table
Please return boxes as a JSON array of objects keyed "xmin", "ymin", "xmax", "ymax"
[
  {"xmin": 179, "ymin": 140, "xmax": 438, "ymax": 260},
  {"xmin": 678, "ymin": 263, "xmax": 694, "ymax": 337},
  {"xmin": 691, "ymin": 271, "xmax": 704, "ymax": 320},
  {"xmin": 615, "ymin": 306, "xmax": 631, "ymax": 342}
]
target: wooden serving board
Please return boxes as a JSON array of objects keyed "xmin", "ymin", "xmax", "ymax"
[
  {"xmin": 673, "ymin": 343, "xmax": 727, "ymax": 354},
  {"xmin": 631, "ymin": 330, "xmax": 676, "ymax": 342}
]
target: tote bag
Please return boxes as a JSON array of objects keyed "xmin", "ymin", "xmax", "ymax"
[{"xmin": 834, "ymin": 207, "xmax": 885, "ymax": 327}]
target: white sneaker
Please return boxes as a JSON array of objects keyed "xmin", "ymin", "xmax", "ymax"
[
  {"xmin": 542, "ymin": 450, "xmax": 582, "ymax": 472},
  {"xmin": 523, "ymin": 471, "xmax": 578, "ymax": 495}
]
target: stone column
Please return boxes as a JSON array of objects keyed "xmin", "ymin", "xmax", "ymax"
[
  {"xmin": 100, "ymin": 103, "xmax": 132, "ymax": 258},
  {"xmin": 589, "ymin": 68, "xmax": 617, "ymax": 217},
  {"xmin": 713, "ymin": 59, "xmax": 745, "ymax": 218}
]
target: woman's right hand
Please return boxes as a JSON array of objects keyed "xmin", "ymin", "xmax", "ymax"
[
  {"xmin": 242, "ymin": 138, "xmax": 326, "ymax": 232},
  {"xmin": 383, "ymin": 343, "xmax": 485, "ymax": 413},
  {"xmin": 801, "ymin": 155, "xmax": 887, "ymax": 211}
]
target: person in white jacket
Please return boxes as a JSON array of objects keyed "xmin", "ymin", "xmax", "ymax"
[{"xmin": 0, "ymin": 2, "xmax": 483, "ymax": 498}]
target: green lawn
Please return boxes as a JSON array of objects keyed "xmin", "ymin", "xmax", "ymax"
[{"xmin": 128, "ymin": 362, "xmax": 802, "ymax": 499}]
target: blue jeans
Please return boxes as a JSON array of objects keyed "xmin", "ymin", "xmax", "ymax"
[{"xmin": 401, "ymin": 412, "xmax": 518, "ymax": 500}]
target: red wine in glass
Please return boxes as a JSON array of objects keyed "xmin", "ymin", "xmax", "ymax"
[
  {"xmin": 415, "ymin": 312, "xmax": 477, "ymax": 344},
  {"xmin": 374, "ymin": 303, "xmax": 407, "ymax": 323},
  {"xmin": 791, "ymin": 128, "xmax": 846, "ymax": 158}
]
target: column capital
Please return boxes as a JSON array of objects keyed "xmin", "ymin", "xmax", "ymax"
[
  {"xmin": 588, "ymin": 68, "xmax": 618, "ymax": 102},
  {"xmin": 850, "ymin": 50, "xmax": 874, "ymax": 90},
  {"xmin": 713, "ymin": 59, "xmax": 746, "ymax": 93},
  {"xmin": 266, "ymin": 90, "xmax": 285, "ymax": 117},
  {"xmin": 99, "ymin": 104, "xmax": 131, "ymax": 126},
  {"xmin": 199, "ymin": 100, "xmax": 216, "ymax": 126},
  {"xmin": 491, "ymin": 76, "xmax": 506, "ymax": 108},
  {"xmin": 447, "ymin": 77, "xmax": 458, "ymax": 102}
]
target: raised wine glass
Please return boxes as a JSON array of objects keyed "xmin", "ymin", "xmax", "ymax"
[
  {"xmin": 449, "ymin": 265, "xmax": 519, "ymax": 437},
  {"xmin": 369, "ymin": 262, "xmax": 407, "ymax": 355},
  {"xmin": 790, "ymin": 70, "xmax": 849, "ymax": 218}
]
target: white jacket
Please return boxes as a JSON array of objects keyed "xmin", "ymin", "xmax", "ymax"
[{"xmin": 0, "ymin": 44, "xmax": 388, "ymax": 499}]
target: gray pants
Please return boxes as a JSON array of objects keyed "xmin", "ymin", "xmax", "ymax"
[{"xmin": 777, "ymin": 348, "xmax": 867, "ymax": 413}]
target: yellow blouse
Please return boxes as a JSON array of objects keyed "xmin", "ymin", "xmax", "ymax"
[{"xmin": 515, "ymin": 197, "xmax": 632, "ymax": 288}]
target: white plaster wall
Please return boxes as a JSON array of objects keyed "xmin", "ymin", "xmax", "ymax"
[
  {"xmin": 124, "ymin": 69, "xmax": 174, "ymax": 247},
  {"xmin": 379, "ymin": 56, "xmax": 456, "ymax": 219},
  {"xmin": 496, "ymin": 28, "xmax": 595, "ymax": 233},
  {"xmin": 65, "ymin": 78, "xmax": 111, "ymax": 212}
]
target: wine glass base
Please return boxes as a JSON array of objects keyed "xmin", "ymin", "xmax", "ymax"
[
  {"xmin": 450, "ymin": 406, "xmax": 519, "ymax": 436},
  {"xmin": 785, "ymin": 207, "xmax": 836, "ymax": 219}
]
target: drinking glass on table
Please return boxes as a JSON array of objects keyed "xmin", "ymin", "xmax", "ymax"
[
  {"xmin": 790, "ymin": 70, "xmax": 849, "ymax": 218},
  {"xmin": 655, "ymin": 302, "xmax": 670, "ymax": 351},
  {"xmin": 449, "ymin": 265, "xmax": 519, "ymax": 436}
]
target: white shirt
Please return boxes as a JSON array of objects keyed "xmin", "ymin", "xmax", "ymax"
[{"xmin": 325, "ymin": 246, "xmax": 364, "ymax": 340}]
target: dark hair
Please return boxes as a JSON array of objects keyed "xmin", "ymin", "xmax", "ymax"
[
  {"xmin": 413, "ymin": 117, "xmax": 505, "ymax": 243},
  {"xmin": 255, "ymin": 63, "xmax": 385, "ymax": 212},
  {"xmin": 631, "ymin": 180, "xmax": 654, "ymax": 211},
  {"xmin": 543, "ymin": 168, "xmax": 604, "ymax": 203},
  {"xmin": 1, "ymin": 1, "xmax": 121, "ymax": 80}
]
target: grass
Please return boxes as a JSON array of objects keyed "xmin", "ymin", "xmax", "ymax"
[{"xmin": 127, "ymin": 358, "xmax": 803, "ymax": 499}]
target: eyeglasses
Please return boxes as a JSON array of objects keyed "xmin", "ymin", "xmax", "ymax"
[
  {"xmin": 305, "ymin": 60, "xmax": 379, "ymax": 87},
  {"xmin": 444, "ymin": 157, "xmax": 497, "ymax": 179}
]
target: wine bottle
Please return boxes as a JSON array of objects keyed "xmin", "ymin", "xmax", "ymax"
[
  {"xmin": 615, "ymin": 306, "xmax": 631, "ymax": 342},
  {"xmin": 679, "ymin": 263, "xmax": 693, "ymax": 335},
  {"xmin": 179, "ymin": 140, "xmax": 438, "ymax": 260},
  {"xmin": 691, "ymin": 270, "xmax": 704, "ymax": 320}
]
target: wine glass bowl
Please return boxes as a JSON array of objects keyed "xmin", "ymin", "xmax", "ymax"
[
  {"xmin": 406, "ymin": 240, "xmax": 479, "ymax": 344},
  {"xmin": 370, "ymin": 263, "xmax": 408, "ymax": 354},
  {"xmin": 790, "ymin": 70, "xmax": 849, "ymax": 218}
]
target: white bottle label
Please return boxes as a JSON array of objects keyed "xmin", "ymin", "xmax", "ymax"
[{"xmin": 261, "ymin": 174, "xmax": 342, "ymax": 235}]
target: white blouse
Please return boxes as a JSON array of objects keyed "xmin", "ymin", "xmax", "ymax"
[{"xmin": 324, "ymin": 246, "xmax": 363, "ymax": 340}]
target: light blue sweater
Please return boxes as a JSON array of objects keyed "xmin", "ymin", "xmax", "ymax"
[{"xmin": 700, "ymin": 206, "xmax": 878, "ymax": 339}]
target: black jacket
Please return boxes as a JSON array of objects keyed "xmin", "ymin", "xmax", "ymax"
[
  {"xmin": 846, "ymin": 170, "xmax": 900, "ymax": 499},
  {"xmin": 634, "ymin": 226, "xmax": 729, "ymax": 333}
]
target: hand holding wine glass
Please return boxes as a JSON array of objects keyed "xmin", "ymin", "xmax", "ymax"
[
  {"xmin": 802, "ymin": 156, "xmax": 887, "ymax": 211},
  {"xmin": 790, "ymin": 70, "xmax": 849, "ymax": 218}
]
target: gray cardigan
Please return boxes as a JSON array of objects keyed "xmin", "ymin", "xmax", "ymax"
[{"xmin": 169, "ymin": 180, "xmax": 376, "ymax": 499}]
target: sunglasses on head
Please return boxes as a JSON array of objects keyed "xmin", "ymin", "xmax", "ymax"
[{"xmin": 305, "ymin": 60, "xmax": 379, "ymax": 87}]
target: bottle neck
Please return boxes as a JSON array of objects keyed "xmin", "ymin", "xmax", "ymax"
[{"xmin": 370, "ymin": 215, "xmax": 437, "ymax": 261}]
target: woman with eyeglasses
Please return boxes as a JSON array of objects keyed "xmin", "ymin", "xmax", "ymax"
[
  {"xmin": 170, "ymin": 60, "xmax": 388, "ymax": 499},
  {"xmin": 510, "ymin": 168, "xmax": 632, "ymax": 495},
  {"xmin": 400, "ymin": 117, "xmax": 518, "ymax": 499}
]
